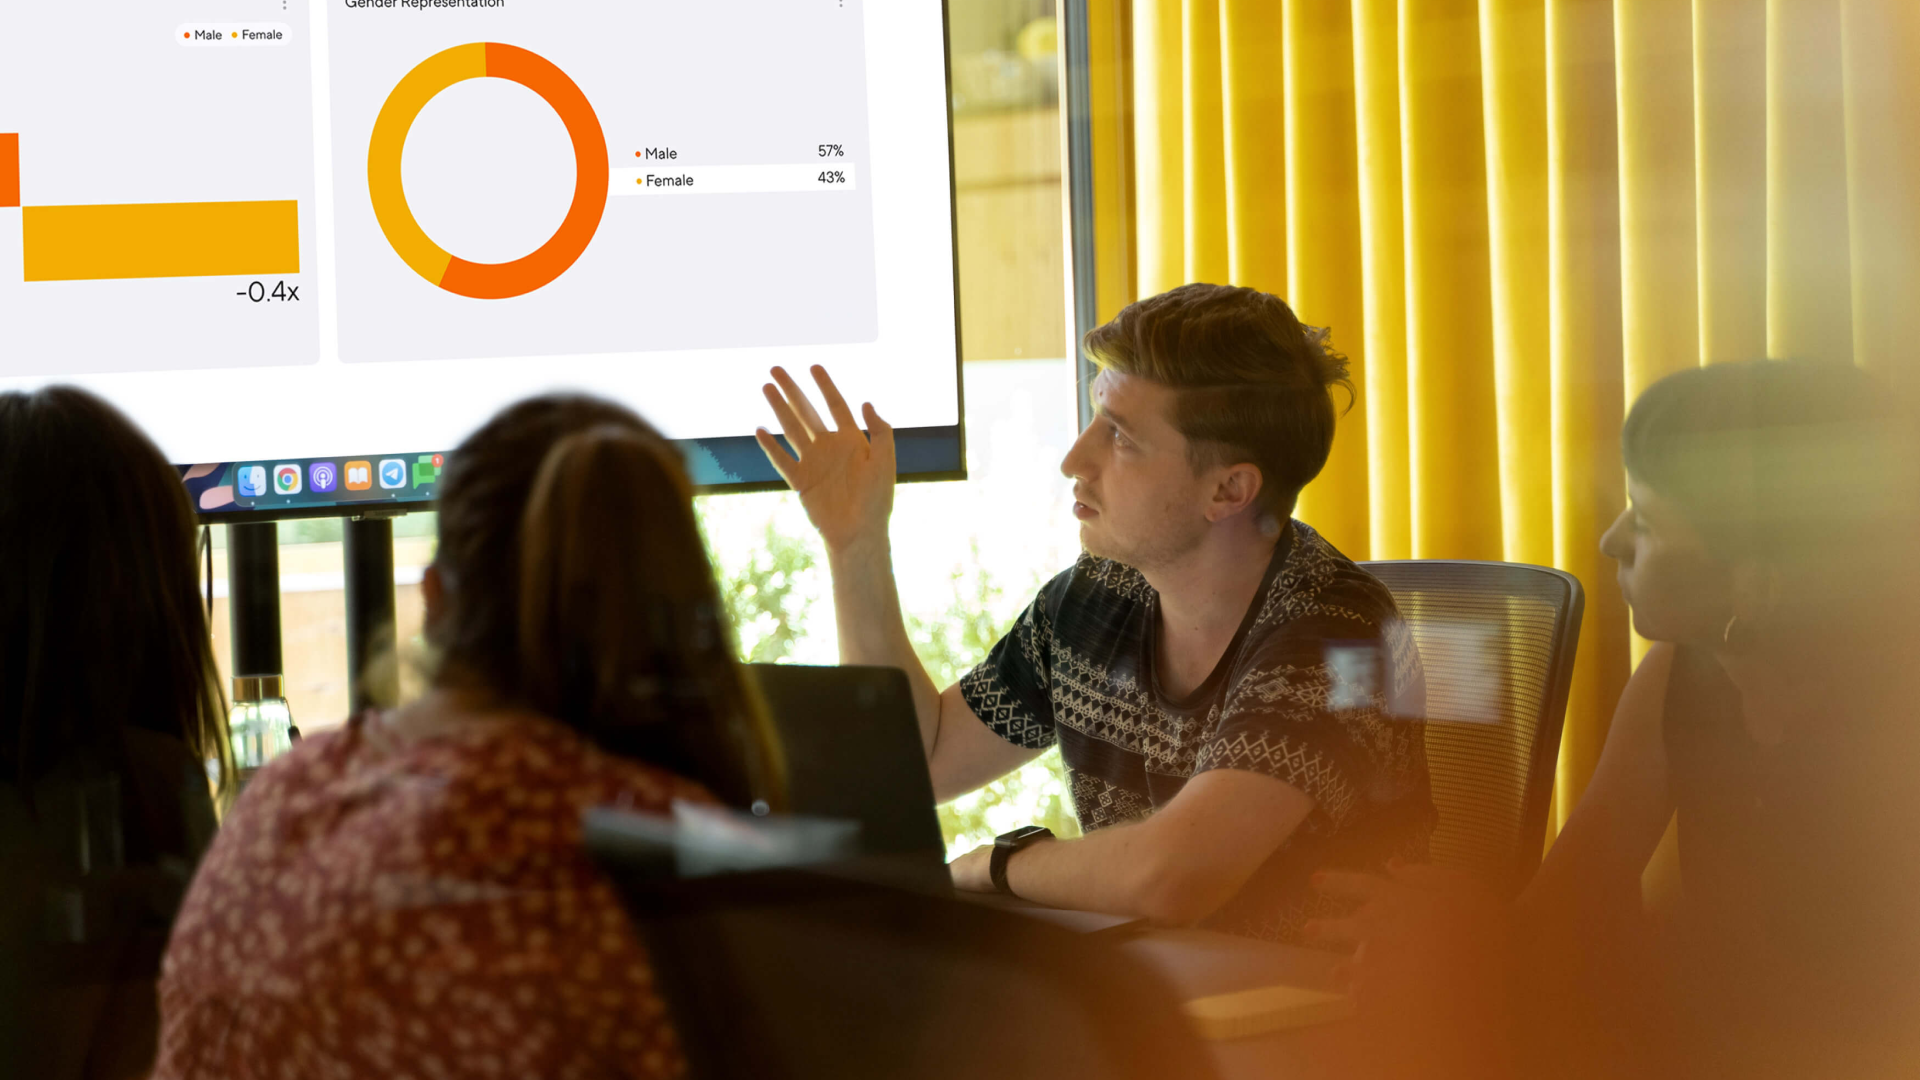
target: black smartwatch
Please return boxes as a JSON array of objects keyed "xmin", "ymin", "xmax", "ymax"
[{"xmin": 990, "ymin": 825, "xmax": 1054, "ymax": 897}]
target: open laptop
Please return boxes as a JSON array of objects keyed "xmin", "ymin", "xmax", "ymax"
[{"xmin": 746, "ymin": 662, "xmax": 1145, "ymax": 935}]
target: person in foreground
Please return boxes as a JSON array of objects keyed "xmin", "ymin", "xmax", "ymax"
[
  {"xmin": 757, "ymin": 283, "xmax": 1431, "ymax": 942},
  {"xmin": 1315, "ymin": 359, "xmax": 1920, "ymax": 1079},
  {"xmin": 0, "ymin": 387, "xmax": 233, "ymax": 1080},
  {"xmin": 152, "ymin": 395, "xmax": 787, "ymax": 1080}
]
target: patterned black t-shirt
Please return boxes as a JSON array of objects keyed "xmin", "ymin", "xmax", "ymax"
[{"xmin": 959, "ymin": 521, "xmax": 1433, "ymax": 943}]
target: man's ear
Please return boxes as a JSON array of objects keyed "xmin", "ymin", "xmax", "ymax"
[{"xmin": 1206, "ymin": 462, "xmax": 1265, "ymax": 523}]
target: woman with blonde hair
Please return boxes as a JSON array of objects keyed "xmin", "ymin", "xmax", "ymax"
[{"xmin": 154, "ymin": 394, "xmax": 785, "ymax": 1079}]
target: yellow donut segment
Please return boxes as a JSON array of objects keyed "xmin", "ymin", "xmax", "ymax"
[{"xmin": 366, "ymin": 42, "xmax": 486, "ymax": 286}]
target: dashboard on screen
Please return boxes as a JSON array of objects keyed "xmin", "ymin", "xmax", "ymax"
[{"xmin": 0, "ymin": 0, "xmax": 963, "ymax": 518}]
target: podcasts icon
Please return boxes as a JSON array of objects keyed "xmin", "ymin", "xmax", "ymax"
[{"xmin": 309, "ymin": 462, "xmax": 339, "ymax": 493}]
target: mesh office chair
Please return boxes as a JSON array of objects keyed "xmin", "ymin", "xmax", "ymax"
[{"xmin": 1362, "ymin": 560, "xmax": 1584, "ymax": 898}]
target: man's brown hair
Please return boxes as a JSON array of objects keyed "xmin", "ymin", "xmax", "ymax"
[{"xmin": 1083, "ymin": 282, "xmax": 1352, "ymax": 520}]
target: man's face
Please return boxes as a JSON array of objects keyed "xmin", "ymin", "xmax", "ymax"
[
  {"xmin": 1058, "ymin": 371, "xmax": 1219, "ymax": 570},
  {"xmin": 1599, "ymin": 478, "xmax": 1731, "ymax": 643}
]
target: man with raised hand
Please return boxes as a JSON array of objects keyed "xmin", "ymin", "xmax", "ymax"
[{"xmin": 755, "ymin": 283, "xmax": 1431, "ymax": 942}]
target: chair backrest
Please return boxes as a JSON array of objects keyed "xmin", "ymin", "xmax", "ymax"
[
  {"xmin": 586, "ymin": 815, "xmax": 1211, "ymax": 1080},
  {"xmin": 1361, "ymin": 560, "xmax": 1584, "ymax": 898},
  {"xmin": 747, "ymin": 663, "xmax": 945, "ymax": 870}
]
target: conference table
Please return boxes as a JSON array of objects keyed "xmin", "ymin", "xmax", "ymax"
[
  {"xmin": 966, "ymin": 895, "xmax": 1367, "ymax": 1080},
  {"xmin": 1120, "ymin": 925, "xmax": 1364, "ymax": 1079}
]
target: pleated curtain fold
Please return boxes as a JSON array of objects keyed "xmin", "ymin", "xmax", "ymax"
[{"xmin": 1090, "ymin": 0, "xmax": 1920, "ymax": 829}]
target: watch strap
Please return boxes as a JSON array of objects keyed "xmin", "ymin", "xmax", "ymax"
[
  {"xmin": 989, "ymin": 842, "xmax": 1015, "ymax": 895},
  {"xmin": 990, "ymin": 826, "xmax": 1053, "ymax": 897}
]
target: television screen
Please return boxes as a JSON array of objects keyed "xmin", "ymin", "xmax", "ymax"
[{"xmin": 0, "ymin": 0, "xmax": 962, "ymax": 518}]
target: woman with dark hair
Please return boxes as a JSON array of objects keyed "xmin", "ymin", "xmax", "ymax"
[
  {"xmin": 1314, "ymin": 359, "xmax": 1920, "ymax": 1079},
  {"xmin": 1541, "ymin": 359, "xmax": 1920, "ymax": 1077},
  {"xmin": 152, "ymin": 395, "xmax": 786, "ymax": 1080},
  {"xmin": 0, "ymin": 387, "xmax": 233, "ymax": 1080}
]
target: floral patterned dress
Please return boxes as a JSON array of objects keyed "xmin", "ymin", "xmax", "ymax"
[{"xmin": 152, "ymin": 709, "xmax": 707, "ymax": 1080}]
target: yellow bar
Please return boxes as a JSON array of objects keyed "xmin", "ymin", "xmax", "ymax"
[{"xmin": 22, "ymin": 200, "xmax": 299, "ymax": 282}]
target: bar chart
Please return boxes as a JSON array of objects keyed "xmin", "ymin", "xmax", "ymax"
[{"xmin": 0, "ymin": 0, "xmax": 319, "ymax": 377}]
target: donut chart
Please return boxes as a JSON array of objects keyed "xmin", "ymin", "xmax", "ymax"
[
  {"xmin": 330, "ymin": 4, "xmax": 885, "ymax": 368},
  {"xmin": 367, "ymin": 43, "xmax": 609, "ymax": 300}
]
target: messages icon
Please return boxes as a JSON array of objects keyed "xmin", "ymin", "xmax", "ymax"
[
  {"xmin": 378, "ymin": 459, "xmax": 407, "ymax": 490},
  {"xmin": 412, "ymin": 453, "xmax": 443, "ymax": 489}
]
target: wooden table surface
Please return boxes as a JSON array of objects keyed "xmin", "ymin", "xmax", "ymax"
[
  {"xmin": 1117, "ymin": 926, "xmax": 1364, "ymax": 1080},
  {"xmin": 962, "ymin": 895, "xmax": 1366, "ymax": 1079}
]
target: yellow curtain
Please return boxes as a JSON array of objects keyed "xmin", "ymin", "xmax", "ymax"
[{"xmin": 1090, "ymin": 0, "xmax": 1920, "ymax": 828}]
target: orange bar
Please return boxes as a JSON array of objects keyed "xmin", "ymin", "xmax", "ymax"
[
  {"xmin": 1, "ymin": 135, "xmax": 17, "ymax": 208},
  {"xmin": 23, "ymin": 200, "xmax": 299, "ymax": 282}
]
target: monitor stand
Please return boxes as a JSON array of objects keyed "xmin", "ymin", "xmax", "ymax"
[{"xmin": 344, "ymin": 513, "xmax": 400, "ymax": 714}]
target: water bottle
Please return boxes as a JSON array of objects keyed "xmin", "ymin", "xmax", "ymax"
[{"xmin": 229, "ymin": 675, "xmax": 297, "ymax": 790}]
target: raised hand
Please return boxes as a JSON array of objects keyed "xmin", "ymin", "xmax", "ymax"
[{"xmin": 755, "ymin": 365, "xmax": 897, "ymax": 555}]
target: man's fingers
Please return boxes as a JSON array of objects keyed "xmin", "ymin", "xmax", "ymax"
[
  {"xmin": 813, "ymin": 365, "xmax": 861, "ymax": 431},
  {"xmin": 863, "ymin": 402, "xmax": 896, "ymax": 470},
  {"xmin": 1313, "ymin": 870, "xmax": 1393, "ymax": 902},
  {"xmin": 754, "ymin": 428, "xmax": 800, "ymax": 484},
  {"xmin": 762, "ymin": 383, "xmax": 815, "ymax": 455},
  {"xmin": 770, "ymin": 366, "xmax": 829, "ymax": 439}
]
